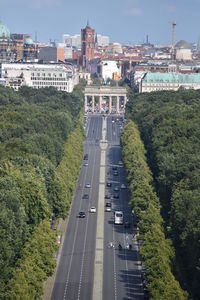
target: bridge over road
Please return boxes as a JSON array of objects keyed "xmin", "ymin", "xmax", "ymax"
[{"xmin": 84, "ymin": 85, "xmax": 127, "ymax": 114}]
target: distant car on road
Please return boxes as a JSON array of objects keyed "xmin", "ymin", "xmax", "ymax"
[
  {"xmin": 82, "ymin": 194, "xmax": 89, "ymax": 199},
  {"xmin": 118, "ymin": 161, "xmax": 123, "ymax": 166},
  {"xmin": 107, "ymin": 182, "xmax": 112, "ymax": 187},
  {"xmin": 85, "ymin": 183, "xmax": 91, "ymax": 188},
  {"xmin": 105, "ymin": 194, "xmax": 111, "ymax": 199},
  {"xmin": 114, "ymin": 186, "xmax": 119, "ymax": 192},
  {"xmin": 113, "ymin": 171, "xmax": 118, "ymax": 176},
  {"xmin": 113, "ymin": 193, "xmax": 119, "ymax": 199},
  {"xmin": 112, "ymin": 166, "xmax": 118, "ymax": 171},
  {"xmin": 121, "ymin": 184, "xmax": 127, "ymax": 189},
  {"xmin": 84, "ymin": 162, "xmax": 88, "ymax": 166},
  {"xmin": 105, "ymin": 202, "xmax": 112, "ymax": 212},
  {"xmin": 84, "ymin": 154, "xmax": 88, "ymax": 160},
  {"xmin": 124, "ymin": 221, "xmax": 131, "ymax": 228},
  {"xmin": 90, "ymin": 207, "xmax": 96, "ymax": 213},
  {"xmin": 78, "ymin": 211, "xmax": 86, "ymax": 218}
]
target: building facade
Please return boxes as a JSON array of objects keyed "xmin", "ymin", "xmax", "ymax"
[
  {"xmin": 1, "ymin": 63, "xmax": 79, "ymax": 92},
  {"xmin": 140, "ymin": 72, "xmax": 200, "ymax": 93}
]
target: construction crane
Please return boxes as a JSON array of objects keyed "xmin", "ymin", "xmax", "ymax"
[{"xmin": 172, "ymin": 21, "xmax": 176, "ymax": 61}]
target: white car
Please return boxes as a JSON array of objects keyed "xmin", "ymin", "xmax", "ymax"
[
  {"xmin": 105, "ymin": 206, "xmax": 111, "ymax": 212},
  {"xmin": 84, "ymin": 163, "xmax": 88, "ymax": 167},
  {"xmin": 90, "ymin": 206, "xmax": 96, "ymax": 213},
  {"xmin": 121, "ymin": 184, "xmax": 127, "ymax": 189},
  {"xmin": 85, "ymin": 183, "xmax": 91, "ymax": 188},
  {"xmin": 118, "ymin": 161, "xmax": 123, "ymax": 166}
]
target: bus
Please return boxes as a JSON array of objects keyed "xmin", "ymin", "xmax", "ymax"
[{"xmin": 114, "ymin": 211, "xmax": 123, "ymax": 225}]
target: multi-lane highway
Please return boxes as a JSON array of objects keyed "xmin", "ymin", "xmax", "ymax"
[{"xmin": 51, "ymin": 115, "xmax": 144, "ymax": 300}]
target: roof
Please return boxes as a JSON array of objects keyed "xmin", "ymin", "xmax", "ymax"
[
  {"xmin": 175, "ymin": 40, "xmax": 191, "ymax": 49},
  {"xmin": 142, "ymin": 72, "xmax": 200, "ymax": 84}
]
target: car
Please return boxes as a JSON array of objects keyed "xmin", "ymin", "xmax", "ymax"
[
  {"xmin": 90, "ymin": 206, "xmax": 96, "ymax": 213},
  {"xmin": 84, "ymin": 154, "xmax": 88, "ymax": 160},
  {"xmin": 124, "ymin": 221, "xmax": 131, "ymax": 228},
  {"xmin": 114, "ymin": 186, "xmax": 119, "ymax": 192},
  {"xmin": 84, "ymin": 162, "xmax": 88, "ymax": 166},
  {"xmin": 113, "ymin": 171, "xmax": 118, "ymax": 176},
  {"xmin": 107, "ymin": 182, "xmax": 112, "ymax": 187},
  {"xmin": 105, "ymin": 194, "xmax": 111, "ymax": 199},
  {"xmin": 113, "ymin": 193, "xmax": 119, "ymax": 199},
  {"xmin": 78, "ymin": 211, "xmax": 86, "ymax": 218},
  {"xmin": 85, "ymin": 183, "xmax": 91, "ymax": 188},
  {"xmin": 112, "ymin": 166, "xmax": 118, "ymax": 171},
  {"xmin": 112, "ymin": 120, "xmax": 115, "ymax": 123},
  {"xmin": 82, "ymin": 193, "xmax": 89, "ymax": 199},
  {"xmin": 118, "ymin": 161, "xmax": 123, "ymax": 166},
  {"xmin": 106, "ymin": 202, "xmax": 112, "ymax": 207},
  {"xmin": 121, "ymin": 184, "xmax": 127, "ymax": 189}
]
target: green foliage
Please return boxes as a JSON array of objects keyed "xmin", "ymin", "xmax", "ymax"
[
  {"xmin": 121, "ymin": 120, "xmax": 187, "ymax": 299},
  {"xmin": 125, "ymin": 89, "xmax": 200, "ymax": 298},
  {"xmin": 0, "ymin": 85, "xmax": 84, "ymax": 298},
  {"xmin": 5, "ymin": 220, "xmax": 57, "ymax": 300}
]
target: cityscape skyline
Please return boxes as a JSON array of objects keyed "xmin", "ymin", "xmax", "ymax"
[{"xmin": 1, "ymin": 0, "xmax": 200, "ymax": 45}]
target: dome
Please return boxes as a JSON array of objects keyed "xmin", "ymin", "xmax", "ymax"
[
  {"xmin": 175, "ymin": 40, "xmax": 191, "ymax": 49},
  {"xmin": 0, "ymin": 21, "xmax": 10, "ymax": 39},
  {"xmin": 24, "ymin": 37, "xmax": 34, "ymax": 45}
]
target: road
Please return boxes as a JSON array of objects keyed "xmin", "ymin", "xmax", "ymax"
[{"xmin": 51, "ymin": 114, "xmax": 144, "ymax": 300}]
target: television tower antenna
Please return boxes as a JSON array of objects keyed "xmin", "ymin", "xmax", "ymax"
[{"xmin": 172, "ymin": 21, "xmax": 176, "ymax": 61}]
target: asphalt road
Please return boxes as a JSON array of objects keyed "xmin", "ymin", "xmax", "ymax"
[
  {"xmin": 103, "ymin": 116, "xmax": 144, "ymax": 300},
  {"xmin": 51, "ymin": 114, "xmax": 144, "ymax": 300}
]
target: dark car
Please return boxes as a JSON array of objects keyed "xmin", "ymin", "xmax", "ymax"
[
  {"xmin": 112, "ymin": 166, "xmax": 118, "ymax": 171},
  {"xmin": 124, "ymin": 221, "xmax": 131, "ymax": 229},
  {"xmin": 106, "ymin": 202, "xmax": 112, "ymax": 207},
  {"xmin": 113, "ymin": 193, "xmax": 119, "ymax": 199},
  {"xmin": 105, "ymin": 194, "xmax": 111, "ymax": 199},
  {"xmin": 78, "ymin": 211, "xmax": 86, "ymax": 218},
  {"xmin": 84, "ymin": 154, "xmax": 88, "ymax": 160},
  {"xmin": 107, "ymin": 182, "xmax": 112, "ymax": 187},
  {"xmin": 82, "ymin": 193, "xmax": 89, "ymax": 199}
]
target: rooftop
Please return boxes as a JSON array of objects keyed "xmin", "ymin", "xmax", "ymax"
[{"xmin": 143, "ymin": 72, "xmax": 200, "ymax": 84}]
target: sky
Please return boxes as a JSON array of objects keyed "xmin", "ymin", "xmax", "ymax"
[{"xmin": 0, "ymin": 0, "xmax": 200, "ymax": 45}]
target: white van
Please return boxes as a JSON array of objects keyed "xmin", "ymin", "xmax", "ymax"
[{"xmin": 114, "ymin": 211, "xmax": 123, "ymax": 225}]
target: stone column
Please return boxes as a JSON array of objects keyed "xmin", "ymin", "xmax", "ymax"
[
  {"xmin": 99, "ymin": 96, "xmax": 102, "ymax": 113},
  {"xmin": 84, "ymin": 95, "xmax": 87, "ymax": 112},
  {"xmin": 92, "ymin": 95, "xmax": 95, "ymax": 113},
  {"xmin": 124, "ymin": 95, "xmax": 127, "ymax": 111},
  {"xmin": 116, "ymin": 95, "xmax": 119, "ymax": 114},
  {"xmin": 109, "ymin": 96, "xmax": 112, "ymax": 114}
]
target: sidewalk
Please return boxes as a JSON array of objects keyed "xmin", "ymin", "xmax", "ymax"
[{"xmin": 42, "ymin": 217, "xmax": 68, "ymax": 300}]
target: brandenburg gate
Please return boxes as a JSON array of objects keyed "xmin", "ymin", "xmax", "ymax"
[{"xmin": 84, "ymin": 86, "xmax": 127, "ymax": 114}]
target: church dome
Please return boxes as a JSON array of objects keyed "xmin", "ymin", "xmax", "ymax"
[
  {"xmin": 175, "ymin": 40, "xmax": 191, "ymax": 49},
  {"xmin": 24, "ymin": 37, "xmax": 34, "ymax": 45},
  {"xmin": 0, "ymin": 21, "xmax": 10, "ymax": 39}
]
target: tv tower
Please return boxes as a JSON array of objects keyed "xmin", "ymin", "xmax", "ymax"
[{"xmin": 172, "ymin": 21, "xmax": 176, "ymax": 61}]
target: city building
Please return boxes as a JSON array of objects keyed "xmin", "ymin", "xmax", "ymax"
[
  {"xmin": 175, "ymin": 40, "xmax": 192, "ymax": 61},
  {"xmin": 101, "ymin": 59, "xmax": 121, "ymax": 82},
  {"xmin": 81, "ymin": 21, "xmax": 95, "ymax": 67},
  {"xmin": 140, "ymin": 72, "xmax": 200, "ymax": 93},
  {"xmin": 1, "ymin": 62, "xmax": 79, "ymax": 92},
  {"xmin": 96, "ymin": 34, "xmax": 109, "ymax": 47},
  {"xmin": 0, "ymin": 21, "xmax": 37, "ymax": 62},
  {"xmin": 63, "ymin": 34, "xmax": 81, "ymax": 48}
]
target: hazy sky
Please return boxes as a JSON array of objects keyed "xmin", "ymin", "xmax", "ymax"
[{"xmin": 1, "ymin": 0, "xmax": 200, "ymax": 45}]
